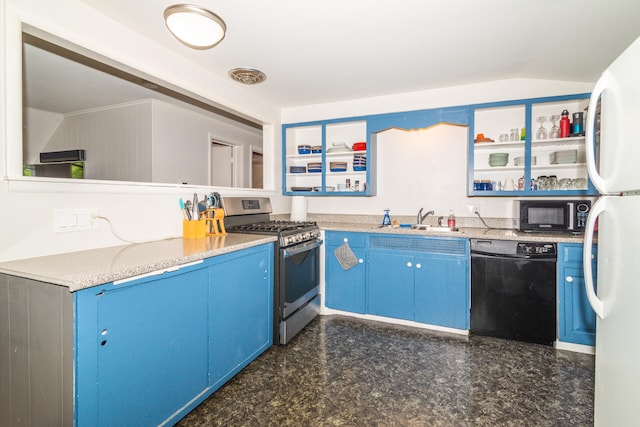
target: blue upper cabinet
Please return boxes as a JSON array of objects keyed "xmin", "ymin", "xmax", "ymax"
[
  {"xmin": 281, "ymin": 106, "xmax": 472, "ymax": 197},
  {"xmin": 283, "ymin": 118, "xmax": 375, "ymax": 196},
  {"xmin": 468, "ymin": 93, "xmax": 599, "ymax": 196}
]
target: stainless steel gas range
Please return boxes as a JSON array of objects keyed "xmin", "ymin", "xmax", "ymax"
[{"xmin": 223, "ymin": 197, "xmax": 322, "ymax": 345}]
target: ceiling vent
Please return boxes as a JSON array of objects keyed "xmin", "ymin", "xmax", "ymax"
[{"xmin": 228, "ymin": 68, "xmax": 267, "ymax": 85}]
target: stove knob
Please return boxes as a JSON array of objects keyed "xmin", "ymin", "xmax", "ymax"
[{"xmin": 287, "ymin": 236, "xmax": 295, "ymax": 245}]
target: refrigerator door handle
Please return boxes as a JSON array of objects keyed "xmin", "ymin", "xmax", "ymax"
[
  {"xmin": 584, "ymin": 197, "xmax": 605, "ymax": 319},
  {"xmin": 586, "ymin": 71, "xmax": 609, "ymax": 194}
]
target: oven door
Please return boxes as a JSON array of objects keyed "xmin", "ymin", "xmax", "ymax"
[{"xmin": 280, "ymin": 238, "xmax": 322, "ymax": 319}]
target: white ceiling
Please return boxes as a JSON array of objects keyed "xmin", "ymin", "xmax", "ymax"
[{"xmin": 55, "ymin": 0, "xmax": 640, "ymax": 108}]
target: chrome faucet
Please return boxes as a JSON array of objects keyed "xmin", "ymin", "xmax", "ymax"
[{"xmin": 417, "ymin": 208, "xmax": 435, "ymax": 225}]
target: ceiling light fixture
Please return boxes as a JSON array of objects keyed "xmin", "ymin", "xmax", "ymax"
[
  {"xmin": 164, "ymin": 4, "xmax": 226, "ymax": 50},
  {"xmin": 228, "ymin": 68, "xmax": 267, "ymax": 85}
]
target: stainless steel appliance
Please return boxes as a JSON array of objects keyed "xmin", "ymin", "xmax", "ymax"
[
  {"xmin": 223, "ymin": 197, "xmax": 322, "ymax": 345},
  {"xmin": 470, "ymin": 239, "xmax": 557, "ymax": 346},
  {"xmin": 516, "ymin": 200, "xmax": 590, "ymax": 233}
]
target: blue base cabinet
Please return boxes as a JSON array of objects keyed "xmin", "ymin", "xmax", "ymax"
[
  {"xmin": 325, "ymin": 232, "xmax": 367, "ymax": 313},
  {"xmin": 558, "ymin": 243, "xmax": 597, "ymax": 346},
  {"xmin": 209, "ymin": 247, "xmax": 273, "ymax": 389},
  {"xmin": 325, "ymin": 232, "xmax": 470, "ymax": 330},
  {"xmin": 367, "ymin": 251, "xmax": 415, "ymax": 320},
  {"xmin": 75, "ymin": 243, "xmax": 273, "ymax": 426},
  {"xmin": 414, "ymin": 253, "xmax": 469, "ymax": 330}
]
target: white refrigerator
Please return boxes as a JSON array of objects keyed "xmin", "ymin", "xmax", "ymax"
[{"xmin": 583, "ymin": 34, "xmax": 640, "ymax": 426}]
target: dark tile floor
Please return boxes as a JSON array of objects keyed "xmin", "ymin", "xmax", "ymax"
[{"xmin": 177, "ymin": 315, "xmax": 594, "ymax": 426}]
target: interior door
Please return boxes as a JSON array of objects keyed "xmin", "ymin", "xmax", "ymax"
[{"xmin": 211, "ymin": 141, "xmax": 234, "ymax": 186}]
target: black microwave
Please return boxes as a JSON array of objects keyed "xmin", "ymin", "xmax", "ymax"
[{"xmin": 516, "ymin": 200, "xmax": 591, "ymax": 233}]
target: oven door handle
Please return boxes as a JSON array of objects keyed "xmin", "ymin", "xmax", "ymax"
[{"xmin": 283, "ymin": 239, "xmax": 323, "ymax": 258}]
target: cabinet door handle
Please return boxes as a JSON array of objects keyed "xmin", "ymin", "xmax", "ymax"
[
  {"xmin": 416, "ymin": 263, "xmax": 422, "ymax": 269},
  {"xmin": 358, "ymin": 259, "xmax": 364, "ymax": 264},
  {"xmin": 406, "ymin": 262, "xmax": 412, "ymax": 268},
  {"xmin": 344, "ymin": 238, "xmax": 348, "ymax": 243},
  {"xmin": 566, "ymin": 276, "xmax": 573, "ymax": 283}
]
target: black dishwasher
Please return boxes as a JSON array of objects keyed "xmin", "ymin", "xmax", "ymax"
[{"xmin": 470, "ymin": 239, "xmax": 557, "ymax": 346}]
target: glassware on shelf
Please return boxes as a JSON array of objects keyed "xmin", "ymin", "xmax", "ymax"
[
  {"xmin": 536, "ymin": 116, "xmax": 548, "ymax": 140},
  {"xmin": 510, "ymin": 128, "xmax": 519, "ymax": 141},
  {"xmin": 549, "ymin": 115, "xmax": 560, "ymax": 139}
]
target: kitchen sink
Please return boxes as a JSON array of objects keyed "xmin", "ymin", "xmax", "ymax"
[{"xmin": 411, "ymin": 224, "xmax": 463, "ymax": 233}]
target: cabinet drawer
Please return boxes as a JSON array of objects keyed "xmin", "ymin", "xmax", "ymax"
[
  {"xmin": 325, "ymin": 231, "xmax": 367, "ymax": 247},
  {"xmin": 560, "ymin": 244, "xmax": 597, "ymax": 265}
]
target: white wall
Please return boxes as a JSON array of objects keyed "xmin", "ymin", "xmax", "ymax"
[
  {"xmin": 0, "ymin": 0, "xmax": 595, "ymax": 262},
  {"xmin": 152, "ymin": 101, "xmax": 263, "ymax": 187},
  {"xmin": 23, "ymin": 107, "xmax": 64, "ymax": 164},
  {"xmin": 0, "ymin": 0, "xmax": 281, "ymax": 262},
  {"xmin": 281, "ymin": 78, "xmax": 594, "ymax": 219}
]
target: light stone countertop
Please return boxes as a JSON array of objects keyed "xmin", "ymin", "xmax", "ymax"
[
  {"xmin": 317, "ymin": 222, "xmax": 588, "ymax": 243},
  {"xmin": 0, "ymin": 234, "xmax": 276, "ymax": 292}
]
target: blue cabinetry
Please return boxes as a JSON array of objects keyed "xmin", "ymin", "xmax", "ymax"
[
  {"xmin": 469, "ymin": 93, "xmax": 598, "ymax": 197},
  {"xmin": 75, "ymin": 243, "xmax": 273, "ymax": 426},
  {"xmin": 325, "ymin": 232, "xmax": 367, "ymax": 313},
  {"xmin": 325, "ymin": 232, "xmax": 470, "ymax": 330},
  {"xmin": 415, "ymin": 252, "xmax": 469, "ymax": 329},
  {"xmin": 209, "ymin": 246, "xmax": 273, "ymax": 389},
  {"xmin": 557, "ymin": 243, "xmax": 597, "ymax": 346},
  {"xmin": 283, "ymin": 119, "xmax": 376, "ymax": 196},
  {"xmin": 367, "ymin": 251, "xmax": 415, "ymax": 320}
]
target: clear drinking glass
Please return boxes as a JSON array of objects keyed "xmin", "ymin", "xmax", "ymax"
[
  {"xmin": 549, "ymin": 115, "xmax": 560, "ymax": 139},
  {"xmin": 536, "ymin": 116, "xmax": 548, "ymax": 140}
]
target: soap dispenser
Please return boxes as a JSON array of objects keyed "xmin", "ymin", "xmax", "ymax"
[
  {"xmin": 382, "ymin": 209, "xmax": 392, "ymax": 227},
  {"xmin": 447, "ymin": 210, "xmax": 456, "ymax": 228}
]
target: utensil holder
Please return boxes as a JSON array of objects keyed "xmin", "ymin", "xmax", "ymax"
[
  {"xmin": 204, "ymin": 208, "xmax": 226, "ymax": 235},
  {"xmin": 183, "ymin": 219, "xmax": 207, "ymax": 239}
]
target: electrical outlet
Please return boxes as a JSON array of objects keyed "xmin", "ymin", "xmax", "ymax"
[
  {"xmin": 467, "ymin": 205, "xmax": 480, "ymax": 215},
  {"xmin": 54, "ymin": 209, "xmax": 99, "ymax": 232}
]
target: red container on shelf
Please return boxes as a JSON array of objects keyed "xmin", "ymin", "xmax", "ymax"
[
  {"xmin": 352, "ymin": 142, "xmax": 366, "ymax": 151},
  {"xmin": 559, "ymin": 110, "xmax": 570, "ymax": 138}
]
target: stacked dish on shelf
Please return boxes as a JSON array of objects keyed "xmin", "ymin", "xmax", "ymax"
[
  {"xmin": 297, "ymin": 145, "xmax": 311, "ymax": 154},
  {"xmin": 326, "ymin": 142, "xmax": 352, "ymax": 154},
  {"xmin": 549, "ymin": 149, "xmax": 578, "ymax": 164},
  {"xmin": 514, "ymin": 156, "xmax": 536, "ymax": 166},
  {"xmin": 329, "ymin": 161, "xmax": 347, "ymax": 172},
  {"xmin": 307, "ymin": 162, "xmax": 322, "ymax": 172},
  {"xmin": 290, "ymin": 165, "xmax": 306, "ymax": 173},
  {"xmin": 489, "ymin": 152, "xmax": 509, "ymax": 167},
  {"xmin": 353, "ymin": 153, "xmax": 367, "ymax": 171}
]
